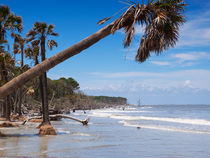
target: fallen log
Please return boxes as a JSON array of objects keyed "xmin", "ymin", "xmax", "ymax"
[{"xmin": 22, "ymin": 114, "xmax": 90, "ymax": 125}]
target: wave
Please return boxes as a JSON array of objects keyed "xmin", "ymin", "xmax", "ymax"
[
  {"xmin": 57, "ymin": 128, "xmax": 71, "ymax": 134},
  {"xmin": 114, "ymin": 116, "xmax": 210, "ymax": 126},
  {"xmin": 91, "ymin": 110, "xmax": 151, "ymax": 113},
  {"xmin": 90, "ymin": 111, "xmax": 210, "ymax": 126},
  {"xmin": 120, "ymin": 121, "xmax": 210, "ymax": 135}
]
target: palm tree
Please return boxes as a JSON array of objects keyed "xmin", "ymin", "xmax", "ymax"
[
  {"xmin": 0, "ymin": 5, "xmax": 22, "ymax": 120},
  {"xmin": 26, "ymin": 22, "xmax": 58, "ymax": 125},
  {"xmin": 0, "ymin": 0, "xmax": 186, "ymax": 101},
  {"xmin": 0, "ymin": 52, "xmax": 15, "ymax": 120},
  {"xmin": 25, "ymin": 43, "xmax": 46, "ymax": 121},
  {"xmin": 13, "ymin": 34, "xmax": 26, "ymax": 116}
]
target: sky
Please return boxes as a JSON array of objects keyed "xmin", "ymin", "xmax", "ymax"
[{"xmin": 1, "ymin": 0, "xmax": 210, "ymax": 105}]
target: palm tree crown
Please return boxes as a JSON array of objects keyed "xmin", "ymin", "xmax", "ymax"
[
  {"xmin": 26, "ymin": 22, "xmax": 58, "ymax": 52},
  {"xmin": 0, "ymin": 5, "xmax": 22, "ymax": 45},
  {"xmin": 98, "ymin": 0, "xmax": 186, "ymax": 62}
]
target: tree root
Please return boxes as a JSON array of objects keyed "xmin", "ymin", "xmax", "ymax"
[{"xmin": 38, "ymin": 124, "xmax": 56, "ymax": 135}]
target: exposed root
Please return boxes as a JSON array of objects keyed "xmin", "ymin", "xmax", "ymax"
[
  {"xmin": 38, "ymin": 124, "xmax": 56, "ymax": 135},
  {"xmin": 0, "ymin": 121, "xmax": 19, "ymax": 128}
]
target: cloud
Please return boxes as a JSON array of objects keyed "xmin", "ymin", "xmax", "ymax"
[
  {"xmin": 90, "ymin": 71, "xmax": 164, "ymax": 78},
  {"xmin": 150, "ymin": 61, "xmax": 171, "ymax": 66},
  {"xmin": 90, "ymin": 69, "xmax": 210, "ymax": 80},
  {"xmin": 83, "ymin": 69, "xmax": 210, "ymax": 104},
  {"xmin": 172, "ymin": 52, "xmax": 210, "ymax": 61},
  {"xmin": 177, "ymin": 11, "xmax": 210, "ymax": 47},
  {"xmin": 82, "ymin": 77, "xmax": 210, "ymax": 104}
]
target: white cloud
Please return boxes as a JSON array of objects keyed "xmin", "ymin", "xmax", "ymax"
[
  {"xmin": 82, "ymin": 69, "xmax": 210, "ymax": 104},
  {"xmin": 184, "ymin": 80, "xmax": 192, "ymax": 87},
  {"xmin": 150, "ymin": 61, "xmax": 171, "ymax": 66},
  {"xmin": 90, "ymin": 71, "xmax": 164, "ymax": 78},
  {"xmin": 90, "ymin": 69, "xmax": 210, "ymax": 80},
  {"xmin": 172, "ymin": 52, "xmax": 210, "ymax": 61},
  {"xmin": 177, "ymin": 12, "xmax": 210, "ymax": 47}
]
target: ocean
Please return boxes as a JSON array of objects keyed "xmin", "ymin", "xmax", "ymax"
[{"xmin": 0, "ymin": 105, "xmax": 210, "ymax": 158}]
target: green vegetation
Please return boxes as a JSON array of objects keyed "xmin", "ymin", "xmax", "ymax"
[{"xmin": 91, "ymin": 96, "xmax": 127, "ymax": 105}]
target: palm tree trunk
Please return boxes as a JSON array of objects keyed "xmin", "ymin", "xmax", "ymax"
[
  {"xmin": 35, "ymin": 56, "xmax": 46, "ymax": 122},
  {"xmin": 18, "ymin": 46, "xmax": 24, "ymax": 116},
  {"xmin": 1, "ymin": 62, "xmax": 10, "ymax": 120},
  {"xmin": 5, "ymin": 95, "xmax": 10, "ymax": 121},
  {"xmin": 0, "ymin": 22, "xmax": 116, "ymax": 98},
  {"xmin": 40, "ymin": 36, "xmax": 50, "ymax": 124}
]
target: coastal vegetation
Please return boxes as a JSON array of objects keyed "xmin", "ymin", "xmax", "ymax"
[{"xmin": 0, "ymin": 0, "xmax": 186, "ymax": 135}]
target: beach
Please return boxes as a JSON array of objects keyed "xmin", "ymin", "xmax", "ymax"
[{"xmin": 1, "ymin": 105, "xmax": 210, "ymax": 158}]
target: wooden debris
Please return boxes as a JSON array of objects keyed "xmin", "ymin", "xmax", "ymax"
[
  {"xmin": 22, "ymin": 114, "xmax": 90, "ymax": 125},
  {"xmin": 0, "ymin": 121, "xmax": 19, "ymax": 127}
]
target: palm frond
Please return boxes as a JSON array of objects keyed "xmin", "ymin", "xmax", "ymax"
[
  {"xmin": 26, "ymin": 30, "xmax": 37, "ymax": 37},
  {"xmin": 31, "ymin": 40, "xmax": 40, "ymax": 47},
  {"xmin": 47, "ymin": 24, "xmax": 55, "ymax": 34},
  {"xmin": 50, "ymin": 32, "xmax": 58, "ymax": 36},
  {"xmin": 97, "ymin": 17, "xmax": 112, "ymax": 25},
  {"xmin": 47, "ymin": 40, "xmax": 58, "ymax": 50}
]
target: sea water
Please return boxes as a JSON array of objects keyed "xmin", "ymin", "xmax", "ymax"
[{"xmin": 0, "ymin": 105, "xmax": 210, "ymax": 158}]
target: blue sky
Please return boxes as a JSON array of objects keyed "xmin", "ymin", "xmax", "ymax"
[{"xmin": 2, "ymin": 0, "xmax": 210, "ymax": 105}]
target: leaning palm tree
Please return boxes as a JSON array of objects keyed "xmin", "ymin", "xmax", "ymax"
[
  {"xmin": 0, "ymin": 5, "xmax": 22, "ymax": 120},
  {"xmin": 26, "ymin": 22, "xmax": 58, "ymax": 125},
  {"xmin": 0, "ymin": 0, "xmax": 186, "ymax": 103}
]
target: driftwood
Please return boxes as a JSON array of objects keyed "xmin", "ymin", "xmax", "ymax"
[{"xmin": 22, "ymin": 114, "xmax": 90, "ymax": 125}]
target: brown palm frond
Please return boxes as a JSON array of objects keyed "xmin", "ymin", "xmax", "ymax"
[
  {"xmin": 13, "ymin": 43, "xmax": 20, "ymax": 54},
  {"xmin": 97, "ymin": 17, "xmax": 112, "ymax": 25},
  {"xmin": 31, "ymin": 40, "xmax": 40, "ymax": 47},
  {"xmin": 48, "ymin": 40, "xmax": 58, "ymax": 50},
  {"xmin": 33, "ymin": 22, "xmax": 47, "ymax": 34},
  {"xmin": 111, "ymin": 5, "xmax": 136, "ymax": 33},
  {"xmin": 47, "ymin": 24, "xmax": 54, "ymax": 34},
  {"xmin": 50, "ymin": 32, "xmax": 58, "ymax": 36},
  {"xmin": 97, "ymin": 0, "xmax": 185, "ymax": 63},
  {"xmin": 135, "ymin": 0, "xmax": 185, "ymax": 62},
  {"xmin": 26, "ymin": 30, "xmax": 37, "ymax": 37}
]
